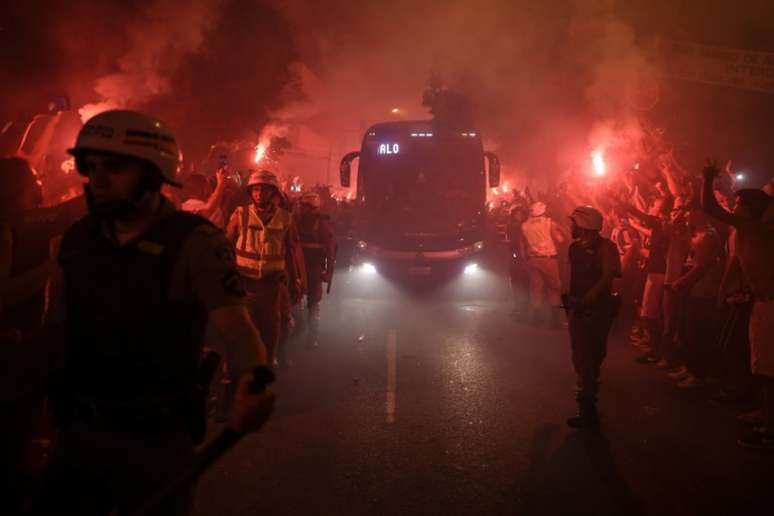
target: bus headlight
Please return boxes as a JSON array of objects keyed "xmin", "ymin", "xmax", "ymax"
[
  {"xmin": 459, "ymin": 241, "xmax": 484, "ymax": 256},
  {"xmin": 361, "ymin": 262, "xmax": 377, "ymax": 274},
  {"xmin": 357, "ymin": 240, "xmax": 368, "ymax": 250},
  {"xmin": 464, "ymin": 263, "xmax": 479, "ymax": 275}
]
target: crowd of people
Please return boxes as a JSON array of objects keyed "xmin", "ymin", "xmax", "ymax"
[
  {"xmin": 502, "ymin": 141, "xmax": 774, "ymax": 449},
  {"xmin": 0, "ymin": 110, "xmax": 338, "ymax": 514},
  {"xmin": 2, "ymin": 108, "xmax": 773, "ymax": 515}
]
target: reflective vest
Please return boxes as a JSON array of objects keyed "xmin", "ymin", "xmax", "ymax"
[
  {"xmin": 521, "ymin": 216, "xmax": 557, "ymax": 257},
  {"xmin": 235, "ymin": 204, "xmax": 291, "ymax": 279}
]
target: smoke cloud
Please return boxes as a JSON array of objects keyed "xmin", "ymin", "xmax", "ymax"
[
  {"xmin": 4, "ymin": 0, "xmax": 774, "ymax": 186},
  {"xmin": 78, "ymin": 0, "xmax": 223, "ymax": 122},
  {"xmin": 273, "ymin": 0, "xmax": 663, "ymax": 183}
]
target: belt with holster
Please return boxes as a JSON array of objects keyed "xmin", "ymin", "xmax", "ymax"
[
  {"xmin": 49, "ymin": 352, "xmax": 220, "ymax": 443},
  {"xmin": 66, "ymin": 394, "xmax": 187, "ymax": 437}
]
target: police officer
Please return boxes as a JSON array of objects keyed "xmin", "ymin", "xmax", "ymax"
[
  {"xmin": 35, "ymin": 110, "xmax": 274, "ymax": 515},
  {"xmin": 565, "ymin": 206, "xmax": 621, "ymax": 428},
  {"xmin": 507, "ymin": 202, "xmax": 529, "ymax": 318},
  {"xmin": 295, "ymin": 192, "xmax": 336, "ymax": 348},
  {"xmin": 227, "ymin": 170, "xmax": 303, "ymax": 368}
]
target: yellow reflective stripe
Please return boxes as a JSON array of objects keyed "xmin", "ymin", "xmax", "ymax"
[
  {"xmin": 235, "ymin": 249, "xmax": 261, "ymax": 259},
  {"xmin": 234, "ymin": 206, "xmax": 290, "ymax": 277}
]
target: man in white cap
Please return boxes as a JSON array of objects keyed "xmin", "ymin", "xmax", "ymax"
[
  {"xmin": 564, "ymin": 205, "xmax": 621, "ymax": 428},
  {"xmin": 520, "ymin": 201, "xmax": 566, "ymax": 326}
]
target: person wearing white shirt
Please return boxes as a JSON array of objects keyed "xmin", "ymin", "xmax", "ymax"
[{"xmin": 181, "ymin": 169, "xmax": 227, "ymax": 228}]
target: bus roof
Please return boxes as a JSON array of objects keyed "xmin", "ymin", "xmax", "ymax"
[{"xmin": 364, "ymin": 120, "xmax": 480, "ymax": 137}]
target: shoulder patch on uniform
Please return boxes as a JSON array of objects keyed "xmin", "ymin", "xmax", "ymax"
[{"xmin": 221, "ymin": 270, "xmax": 246, "ymax": 297}]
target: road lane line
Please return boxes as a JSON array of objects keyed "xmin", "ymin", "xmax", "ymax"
[{"xmin": 386, "ymin": 329, "xmax": 397, "ymax": 424}]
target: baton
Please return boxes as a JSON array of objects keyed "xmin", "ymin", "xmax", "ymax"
[{"xmin": 132, "ymin": 366, "xmax": 275, "ymax": 516}]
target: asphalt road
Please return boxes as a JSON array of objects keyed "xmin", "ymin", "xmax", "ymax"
[{"xmin": 195, "ymin": 264, "xmax": 773, "ymax": 516}]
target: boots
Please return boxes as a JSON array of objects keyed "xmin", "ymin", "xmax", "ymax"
[
  {"xmin": 306, "ymin": 303, "xmax": 320, "ymax": 348},
  {"xmin": 277, "ymin": 339, "xmax": 292, "ymax": 368},
  {"xmin": 276, "ymin": 311, "xmax": 295, "ymax": 368},
  {"xmin": 549, "ymin": 308, "xmax": 565, "ymax": 329},
  {"xmin": 527, "ymin": 305, "xmax": 542, "ymax": 327}
]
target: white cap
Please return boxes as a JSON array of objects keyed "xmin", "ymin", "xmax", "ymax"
[{"xmin": 530, "ymin": 201, "xmax": 547, "ymax": 217}]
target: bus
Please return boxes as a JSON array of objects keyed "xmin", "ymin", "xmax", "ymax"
[{"xmin": 339, "ymin": 120, "xmax": 500, "ymax": 278}]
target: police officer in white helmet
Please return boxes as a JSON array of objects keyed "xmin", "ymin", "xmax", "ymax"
[
  {"xmin": 564, "ymin": 206, "xmax": 621, "ymax": 428},
  {"xmin": 295, "ymin": 191, "xmax": 336, "ymax": 348},
  {"xmin": 34, "ymin": 110, "xmax": 275, "ymax": 515},
  {"xmin": 226, "ymin": 170, "xmax": 304, "ymax": 369}
]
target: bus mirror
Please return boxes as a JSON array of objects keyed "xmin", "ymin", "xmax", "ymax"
[
  {"xmin": 485, "ymin": 152, "xmax": 500, "ymax": 188},
  {"xmin": 340, "ymin": 151, "xmax": 360, "ymax": 188}
]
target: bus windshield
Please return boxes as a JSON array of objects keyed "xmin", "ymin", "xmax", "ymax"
[{"xmin": 360, "ymin": 137, "xmax": 485, "ymax": 232}]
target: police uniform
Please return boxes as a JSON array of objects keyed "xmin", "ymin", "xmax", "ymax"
[
  {"xmin": 567, "ymin": 235, "xmax": 621, "ymax": 420},
  {"xmin": 230, "ymin": 202, "xmax": 300, "ymax": 365},
  {"xmin": 296, "ymin": 211, "xmax": 335, "ymax": 346},
  {"xmin": 37, "ymin": 198, "xmax": 247, "ymax": 515}
]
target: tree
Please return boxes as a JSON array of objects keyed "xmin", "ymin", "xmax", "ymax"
[{"xmin": 421, "ymin": 74, "xmax": 475, "ymax": 128}]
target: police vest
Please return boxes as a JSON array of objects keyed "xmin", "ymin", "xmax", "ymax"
[
  {"xmin": 297, "ymin": 213, "xmax": 326, "ymax": 249},
  {"xmin": 57, "ymin": 211, "xmax": 210, "ymax": 401},
  {"xmin": 569, "ymin": 237, "xmax": 617, "ymax": 299},
  {"xmin": 235, "ymin": 205, "xmax": 290, "ymax": 279},
  {"xmin": 522, "ymin": 216, "xmax": 557, "ymax": 257}
]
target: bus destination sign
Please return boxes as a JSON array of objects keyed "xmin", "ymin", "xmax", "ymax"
[{"xmin": 377, "ymin": 143, "xmax": 400, "ymax": 156}]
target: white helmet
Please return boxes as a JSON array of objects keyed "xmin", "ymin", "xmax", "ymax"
[
  {"xmin": 246, "ymin": 170, "xmax": 280, "ymax": 191},
  {"xmin": 300, "ymin": 192, "xmax": 321, "ymax": 208},
  {"xmin": 569, "ymin": 205, "xmax": 604, "ymax": 231},
  {"xmin": 69, "ymin": 110, "xmax": 182, "ymax": 187}
]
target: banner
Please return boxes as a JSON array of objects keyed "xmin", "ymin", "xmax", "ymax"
[{"xmin": 665, "ymin": 40, "xmax": 774, "ymax": 94}]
